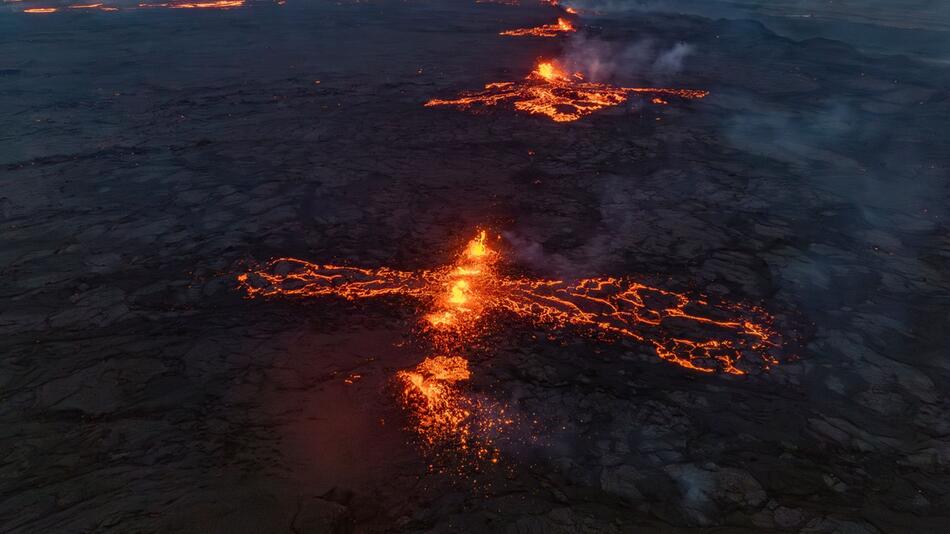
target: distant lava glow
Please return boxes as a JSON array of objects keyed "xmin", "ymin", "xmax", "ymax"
[
  {"xmin": 139, "ymin": 0, "xmax": 245, "ymax": 8},
  {"xmin": 500, "ymin": 17, "xmax": 575, "ymax": 37},
  {"xmin": 425, "ymin": 60, "xmax": 709, "ymax": 122},
  {"xmin": 19, "ymin": 0, "xmax": 248, "ymax": 12},
  {"xmin": 66, "ymin": 3, "xmax": 118, "ymax": 9},
  {"xmin": 239, "ymin": 229, "xmax": 781, "ymax": 461},
  {"xmin": 543, "ymin": 0, "xmax": 578, "ymax": 14}
]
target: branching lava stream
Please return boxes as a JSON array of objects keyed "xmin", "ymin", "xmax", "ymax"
[
  {"xmin": 500, "ymin": 17, "xmax": 576, "ymax": 37},
  {"xmin": 426, "ymin": 60, "xmax": 708, "ymax": 122},
  {"xmin": 239, "ymin": 229, "xmax": 781, "ymax": 464}
]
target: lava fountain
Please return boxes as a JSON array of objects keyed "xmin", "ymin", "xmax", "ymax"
[{"xmin": 425, "ymin": 60, "xmax": 708, "ymax": 122}]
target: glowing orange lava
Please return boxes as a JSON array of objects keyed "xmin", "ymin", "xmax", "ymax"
[
  {"xmin": 239, "ymin": 229, "xmax": 780, "ymax": 375},
  {"xmin": 18, "ymin": 0, "xmax": 252, "ymax": 12},
  {"xmin": 425, "ymin": 60, "xmax": 709, "ymax": 122},
  {"xmin": 500, "ymin": 17, "xmax": 575, "ymax": 37},
  {"xmin": 69, "ymin": 2, "xmax": 119, "ymax": 9},
  {"xmin": 396, "ymin": 355, "xmax": 472, "ymax": 445},
  {"xmin": 139, "ymin": 0, "xmax": 245, "ymax": 8},
  {"xmin": 239, "ymin": 229, "xmax": 782, "ymax": 456}
]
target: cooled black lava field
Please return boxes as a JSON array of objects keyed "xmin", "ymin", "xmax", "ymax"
[{"xmin": 1, "ymin": 0, "xmax": 949, "ymax": 532}]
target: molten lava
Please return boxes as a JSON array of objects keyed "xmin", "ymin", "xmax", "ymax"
[
  {"xmin": 396, "ymin": 355, "xmax": 473, "ymax": 446},
  {"xmin": 500, "ymin": 17, "xmax": 575, "ymax": 37},
  {"xmin": 239, "ymin": 230, "xmax": 779, "ymax": 376},
  {"xmin": 240, "ymin": 228, "xmax": 781, "ymax": 457},
  {"xmin": 138, "ymin": 0, "xmax": 245, "ymax": 8},
  {"xmin": 425, "ymin": 60, "xmax": 709, "ymax": 122},
  {"xmin": 19, "ymin": 0, "xmax": 248, "ymax": 12}
]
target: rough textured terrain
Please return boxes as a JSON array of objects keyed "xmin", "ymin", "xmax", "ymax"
[{"xmin": 1, "ymin": 1, "xmax": 948, "ymax": 532}]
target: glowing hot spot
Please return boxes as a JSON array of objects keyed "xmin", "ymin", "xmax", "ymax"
[
  {"xmin": 465, "ymin": 230, "xmax": 490, "ymax": 258},
  {"xmin": 448, "ymin": 280, "xmax": 470, "ymax": 306}
]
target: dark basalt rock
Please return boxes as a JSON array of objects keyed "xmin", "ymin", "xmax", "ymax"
[{"xmin": 1, "ymin": 1, "xmax": 948, "ymax": 532}]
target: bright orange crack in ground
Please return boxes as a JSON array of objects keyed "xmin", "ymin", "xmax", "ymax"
[
  {"xmin": 239, "ymin": 229, "xmax": 781, "ymax": 463},
  {"xmin": 426, "ymin": 60, "xmax": 708, "ymax": 122},
  {"xmin": 500, "ymin": 17, "xmax": 575, "ymax": 37}
]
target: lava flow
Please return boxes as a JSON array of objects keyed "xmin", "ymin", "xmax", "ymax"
[
  {"xmin": 500, "ymin": 17, "xmax": 575, "ymax": 37},
  {"xmin": 67, "ymin": 3, "xmax": 119, "ymax": 9},
  {"xmin": 394, "ymin": 355, "xmax": 506, "ymax": 465},
  {"xmin": 239, "ymin": 229, "xmax": 781, "ymax": 458},
  {"xmin": 19, "ymin": 0, "xmax": 248, "ymax": 13},
  {"xmin": 138, "ymin": 0, "xmax": 245, "ymax": 8},
  {"xmin": 425, "ymin": 60, "xmax": 708, "ymax": 122}
]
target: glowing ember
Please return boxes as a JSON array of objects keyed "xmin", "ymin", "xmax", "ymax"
[
  {"xmin": 77, "ymin": 2, "xmax": 119, "ymax": 9},
  {"xmin": 500, "ymin": 17, "xmax": 576, "ymax": 37},
  {"xmin": 425, "ymin": 60, "xmax": 709, "ymax": 122},
  {"xmin": 396, "ymin": 356, "xmax": 472, "ymax": 445},
  {"xmin": 24, "ymin": 7, "xmax": 58, "ymax": 12}
]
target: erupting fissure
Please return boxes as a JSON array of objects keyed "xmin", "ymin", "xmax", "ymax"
[
  {"xmin": 239, "ymin": 229, "xmax": 781, "ymax": 461},
  {"xmin": 20, "ymin": 0, "xmax": 250, "ymax": 13},
  {"xmin": 500, "ymin": 17, "xmax": 576, "ymax": 37},
  {"xmin": 426, "ymin": 60, "xmax": 708, "ymax": 122}
]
